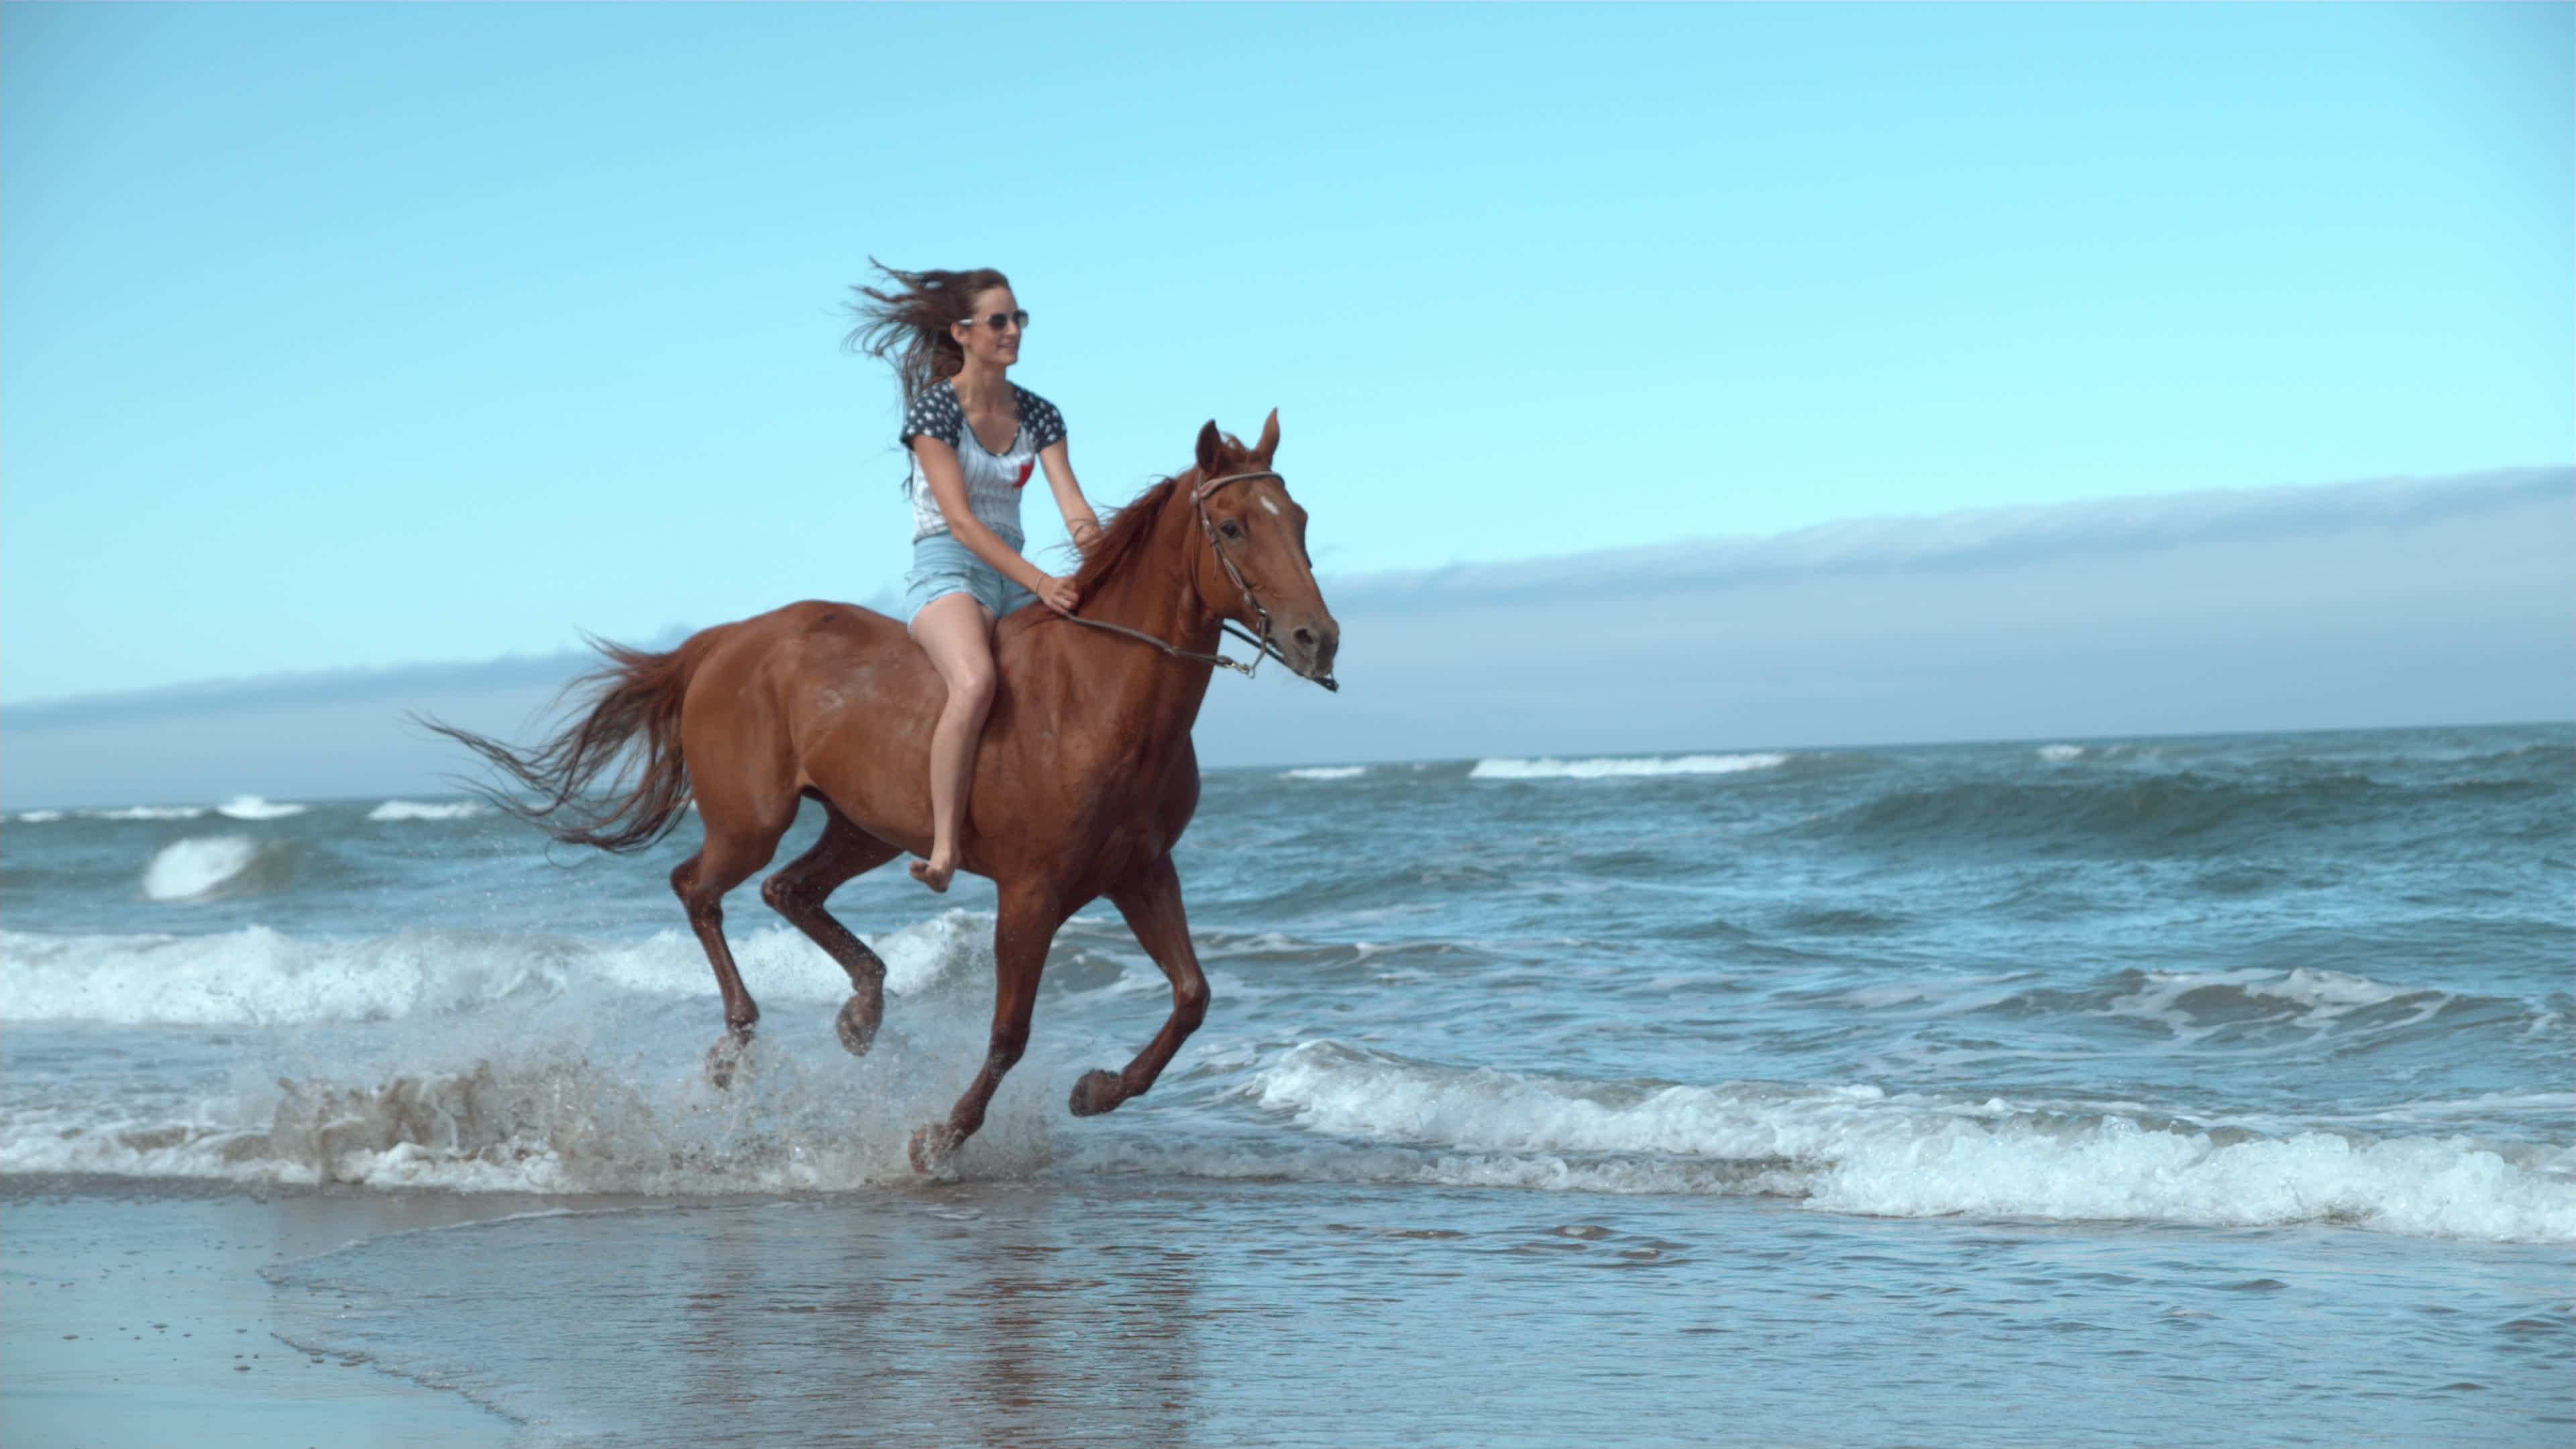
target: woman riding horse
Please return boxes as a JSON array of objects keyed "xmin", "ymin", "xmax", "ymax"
[
  {"xmin": 431, "ymin": 282, "xmax": 1341, "ymax": 1170},
  {"xmin": 846, "ymin": 264, "xmax": 1104, "ymax": 894}
]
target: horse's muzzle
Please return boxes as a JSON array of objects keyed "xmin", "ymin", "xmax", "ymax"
[{"xmin": 1285, "ymin": 616, "xmax": 1340, "ymax": 691}]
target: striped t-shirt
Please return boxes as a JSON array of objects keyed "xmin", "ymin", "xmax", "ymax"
[{"xmin": 899, "ymin": 380, "xmax": 1068, "ymax": 546}]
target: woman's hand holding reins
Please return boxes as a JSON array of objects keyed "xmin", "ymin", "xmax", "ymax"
[{"xmin": 1037, "ymin": 575, "xmax": 1081, "ymax": 615}]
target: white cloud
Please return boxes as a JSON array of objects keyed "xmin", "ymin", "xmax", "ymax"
[
  {"xmin": 1198, "ymin": 468, "xmax": 2574, "ymax": 764},
  {"xmin": 4, "ymin": 470, "xmax": 2567, "ymax": 808}
]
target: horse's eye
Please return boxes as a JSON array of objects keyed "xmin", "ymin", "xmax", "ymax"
[{"xmin": 1220, "ymin": 520, "xmax": 1244, "ymax": 540}]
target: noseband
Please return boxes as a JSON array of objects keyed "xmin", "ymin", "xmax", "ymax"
[{"xmin": 1055, "ymin": 468, "xmax": 1337, "ymax": 691}]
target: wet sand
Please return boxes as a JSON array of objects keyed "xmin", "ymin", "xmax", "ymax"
[
  {"xmin": 7, "ymin": 1175, "xmax": 2568, "ymax": 1447},
  {"xmin": 3, "ymin": 1179, "xmax": 521, "ymax": 1447}
]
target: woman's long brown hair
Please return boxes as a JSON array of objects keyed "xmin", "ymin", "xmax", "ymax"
[{"xmin": 842, "ymin": 260, "xmax": 1012, "ymax": 404}]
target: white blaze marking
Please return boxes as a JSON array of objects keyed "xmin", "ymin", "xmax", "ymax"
[{"xmin": 1260, "ymin": 498, "xmax": 1281, "ymax": 515}]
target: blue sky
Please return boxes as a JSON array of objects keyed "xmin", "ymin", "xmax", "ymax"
[{"xmin": 5, "ymin": 3, "xmax": 2569, "ymax": 704}]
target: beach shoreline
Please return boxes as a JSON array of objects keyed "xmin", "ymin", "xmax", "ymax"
[
  {"xmin": 3, "ymin": 1177, "xmax": 532, "ymax": 1448},
  {"xmin": 8, "ymin": 1172, "xmax": 2570, "ymax": 1448},
  {"xmin": 5, "ymin": 727, "xmax": 2570, "ymax": 1444}
]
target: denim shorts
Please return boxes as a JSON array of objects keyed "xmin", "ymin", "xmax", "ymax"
[{"xmin": 903, "ymin": 531, "xmax": 1035, "ymax": 627}]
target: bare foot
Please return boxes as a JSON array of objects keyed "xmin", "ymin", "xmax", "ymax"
[{"xmin": 908, "ymin": 855, "xmax": 955, "ymax": 893}]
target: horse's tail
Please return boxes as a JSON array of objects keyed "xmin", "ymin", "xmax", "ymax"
[{"xmin": 423, "ymin": 629, "xmax": 724, "ymax": 853}]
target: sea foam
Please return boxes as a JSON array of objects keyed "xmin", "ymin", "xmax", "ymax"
[
  {"xmin": 1470, "ymin": 753, "xmax": 1790, "ymax": 781},
  {"xmin": 368, "ymin": 800, "xmax": 488, "ymax": 822},
  {"xmin": 0, "ymin": 911, "xmax": 993, "ymax": 1027},
  {"xmin": 0, "ymin": 1034, "xmax": 1033, "ymax": 1195},
  {"xmin": 0, "ymin": 910, "xmax": 1026, "ymax": 1191},
  {"xmin": 1238, "ymin": 1040, "xmax": 2576, "ymax": 1242},
  {"xmin": 11, "ymin": 1009, "xmax": 2570, "ymax": 1238},
  {"xmin": 2109, "ymin": 967, "xmax": 2445, "ymax": 1040},
  {"xmin": 214, "ymin": 795, "xmax": 308, "ymax": 820}
]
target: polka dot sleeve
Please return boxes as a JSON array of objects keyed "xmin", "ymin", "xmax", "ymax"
[
  {"xmin": 1014, "ymin": 386, "xmax": 1067, "ymax": 451},
  {"xmin": 899, "ymin": 381, "xmax": 963, "ymax": 450}
]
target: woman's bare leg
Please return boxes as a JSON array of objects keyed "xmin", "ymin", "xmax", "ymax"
[{"xmin": 908, "ymin": 592, "xmax": 1000, "ymax": 892}]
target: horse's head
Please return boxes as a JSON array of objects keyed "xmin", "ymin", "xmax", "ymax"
[{"xmin": 1191, "ymin": 411, "xmax": 1340, "ymax": 688}]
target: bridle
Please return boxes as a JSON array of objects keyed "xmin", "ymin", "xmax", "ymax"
[{"xmin": 1053, "ymin": 468, "xmax": 1338, "ymax": 692}]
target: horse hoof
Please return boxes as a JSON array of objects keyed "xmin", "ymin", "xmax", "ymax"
[
  {"xmin": 834, "ymin": 996, "xmax": 881, "ymax": 1057},
  {"xmin": 908, "ymin": 1122, "xmax": 963, "ymax": 1175},
  {"xmin": 705, "ymin": 1032, "xmax": 753, "ymax": 1090},
  {"xmin": 1068, "ymin": 1069, "xmax": 1125, "ymax": 1118}
]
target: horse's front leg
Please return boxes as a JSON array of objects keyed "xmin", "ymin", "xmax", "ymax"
[
  {"xmin": 1070, "ymin": 853, "xmax": 1208, "ymax": 1118},
  {"xmin": 909, "ymin": 882, "xmax": 1063, "ymax": 1173}
]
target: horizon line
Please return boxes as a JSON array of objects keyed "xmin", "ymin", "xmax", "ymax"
[
  {"xmin": 9, "ymin": 463, "xmax": 2564, "ymax": 718},
  {"xmin": 10, "ymin": 717, "xmax": 2565, "ymax": 818}
]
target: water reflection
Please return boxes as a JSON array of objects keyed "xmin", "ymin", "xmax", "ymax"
[
  {"xmin": 268, "ymin": 1182, "xmax": 2571, "ymax": 1447},
  {"xmin": 651, "ymin": 1189, "xmax": 1201, "ymax": 1444}
]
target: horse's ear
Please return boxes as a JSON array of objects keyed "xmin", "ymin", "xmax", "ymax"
[
  {"xmin": 1195, "ymin": 420, "xmax": 1226, "ymax": 476},
  {"xmin": 1253, "ymin": 409, "xmax": 1280, "ymax": 466}
]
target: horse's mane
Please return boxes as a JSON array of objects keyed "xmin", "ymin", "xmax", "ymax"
[{"xmin": 1069, "ymin": 472, "xmax": 1190, "ymax": 598}]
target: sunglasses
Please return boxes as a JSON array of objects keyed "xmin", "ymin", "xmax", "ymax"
[{"xmin": 959, "ymin": 309, "xmax": 1030, "ymax": 331}]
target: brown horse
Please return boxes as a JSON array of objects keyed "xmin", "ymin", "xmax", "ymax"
[{"xmin": 436, "ymin": 413, "xmax": 1337, "ymax": 1171}]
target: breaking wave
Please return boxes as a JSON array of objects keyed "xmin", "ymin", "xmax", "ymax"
[
  {"xmin": 2107, "ymin": 967, "xmax": 2447, "ymax": 1035},
  {"xmin": 23, "ymin": 1009, "xmax": 2560, "ymax": 1243},
  {"xmin": 140, "ymin": 835, "xmax": 302, "ymax": 902},
  {"xmin": 0, "ymin": 912, "xmax": 996, "ymax": 1026},
  {"xmin": 29, "ymin": 796, "xmax": 314, "ymax": 824},
  {"xmin": 368, "ymin": 800, "xmax": 487, "ymax": 822},
  {"xmin": 1835, "ymin": 772, "xmax": 2384, "ymax": 855},
  {"xmin": 1220, "ymin": 1040, "xmax": 2576, "ymax": 1242},
  {"xmin": 1471, "ymin": 753, "xmax": 1790, "ymax": 781},
  {"xmin": 0, "ymin": 911, "xmax": 1045, "ymax": 1193},
  {"xmin": 214, "ymin": 795, "xmax": 307, "ymax": 820}
]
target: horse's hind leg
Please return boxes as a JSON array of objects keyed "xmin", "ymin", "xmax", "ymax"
[
  {"xmin": 761, "ymin": 796, "xmax": 902, "ymax": 1056},
  {"xmin": 674, "ymin": 820, "xmax": 787, "ymax": 1088},
  {"xmin": 1070, "ymin": 853, "xmax": 1208, "ymax": 1119}
]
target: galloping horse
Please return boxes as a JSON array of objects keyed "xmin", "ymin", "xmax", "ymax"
[{"xmin": 436, "ymin": 413, "xmax": 1338, "ymax": 1171}]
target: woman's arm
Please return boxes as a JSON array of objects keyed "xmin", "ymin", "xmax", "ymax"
[
  {"xmin": 1037, "ymin": 441, "xmax": 1102, "ymax": 553},
  {"xmin": 913, "ymin": 437, "xmax": 1080, "ymax": 612}
]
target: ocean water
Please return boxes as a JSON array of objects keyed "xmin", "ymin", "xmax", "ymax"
[{"xmin": 4, "ymin": 722, "xmax": 2571, "ymax": 1444}]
